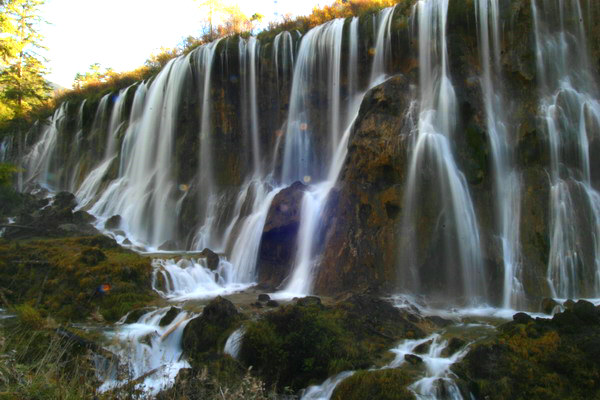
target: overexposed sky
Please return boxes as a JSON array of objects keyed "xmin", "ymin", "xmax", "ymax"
[{"xmin": 39, "ymin": 0, "xmax": 323, "ymax": 88}]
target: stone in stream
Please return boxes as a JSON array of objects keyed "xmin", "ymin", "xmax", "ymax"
[
  {"xmin": 104, "ymin": 215, "xmax": 122, "ymax": 230},
  {"xmin": 257, "ymin": 293, "xmax": 271, "ymax": 302},
  {"xmin": 159, "ymin": 307, "xmax": 181, "ymax": 327}
]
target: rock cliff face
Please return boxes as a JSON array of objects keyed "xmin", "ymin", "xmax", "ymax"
[{"xmin": 4, "ymin": 0, "xmax": 600, "ymax": 309}]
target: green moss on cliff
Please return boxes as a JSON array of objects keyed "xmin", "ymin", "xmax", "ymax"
[{"xmin": 0, "ymin": 235, "xmax": 155, "ymax": 322}]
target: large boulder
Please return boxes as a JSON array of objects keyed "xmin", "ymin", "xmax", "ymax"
[
  {"xmin": 256, "ymin": 181, "xmax": 308, "ymax": 288},
  {"xmin": 181, "ymin": 296, "xmax": 241, "ymax": 364},
  {"xmin": 314, "ymin": 75, "xmax": 411, "ymax": 295}
]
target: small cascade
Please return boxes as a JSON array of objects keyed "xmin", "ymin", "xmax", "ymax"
[
  {"xmin": 223, "ymin": 327, "xmax": 245, "ymax": 359},
  {"xmin": 300, "ymin": 371, "xmax": 355, "ymax": 400},
  {"xmin": 532, "ymin": 0, "xmax": 600, "ymax": 298},
  {"xmin": 97, "ymin": 307, "xmax": 193, "ymax": 396},
  {"xmin": 399, "ymin": 0, "xmax": 486, "ymax": 304},
  {"xmin": 389, "ymin": 334, "xmax": 468, "ymax": 399},
  {"xmin": 475, "ymin": 0, "xmax": 523, "ymax": 308},
  {"xmin": 0, "ymin": 135, "xmax": 12, "ymax": 162},
  {"xmin": 152, "ymin": 257, "xmax": 253, "ymax": 301}
]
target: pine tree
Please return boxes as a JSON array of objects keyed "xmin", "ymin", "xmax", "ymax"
[{"xmin": 0, "ymin": 0, "xmax": 50, "ymax": 124}]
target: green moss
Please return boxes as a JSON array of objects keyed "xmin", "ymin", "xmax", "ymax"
[
  {"xmin": 0, "ymin": 236, "xmax": 156, "ymax": 322},
  {"xmin": 332, "ymin": 368, "xmax": 417, "ymax": 400},
  {"xmin": 239, "ymin": 295, "xmax": 423, "ymax": 392},
  {"xmin": 453, "ymin": 303, "xmax": 600, "ymax": 399}
]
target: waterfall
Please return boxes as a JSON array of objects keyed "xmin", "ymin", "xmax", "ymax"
[
  {"xmin": 76, "ymin": 87, "xmax": 132, "ymax": 209},
  {"xmin": 398, "ymin": 0, "xmax": 486, "ymax": 304},
  {"xmin": 193, "ymin": 39, "xmax": 227, "ymax": 251},
  {"xmin": 281, "ymin": 18, "xmax": 346, "ymax": 184},
  {"xmin": 475, "ymin": 0, "xmax": 523, "ymax": 308},
  {"xmin": 23, "ymin": 102, "xmax": 69, "ymax": 189},
  {"xmin": 532, "ymin": 0, "xmax": 600, "ymax": 299},
  {"xmin": 279, "ymin": 7, "xmax": 397, "ymax": 297},
  {"xmin": 87, "ymin": 56, "xmax": 191, "ymax": 248},
  {"xmin": 239, "ymin": 37, "xmax": 262, "ymax": 176}
]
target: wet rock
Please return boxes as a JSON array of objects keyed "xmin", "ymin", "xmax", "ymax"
[
  {"xmin": 159, "ymin": 307, "xmax": 181, "ymax": 327},
  {"xmin": 541, "ymin": 297, "xmax": 560, "ymax": 314},
  {"xmin": 125, "ymin": 307, "xmax": 154, "ymax": 324},
  {"xmin": 266, "ymin": 300, "xmax": 279, "ymax": 307},
  {"xmin": 256, "ymin": 181, "xmax": 308, "ymax": 288},
  {"xmin": 182, "ymin": 296, "xmax": 240, "ymax": 359},
  {"xmin": 104, "ymin": 215, "xmax": 122, "ymax": 230},
  {"xmin": 404, "ymin": 353, "xmax": 423, "ymax": 365},
  {"xmin": 441, "ymin": 337, "xmax": 466, "ymax": 357},
  {"xmin": 58, "ymin": 223, "xmax": 78, "ymax": 233},
  {"xmin": 426, "ymin": 316, "xmax": 453, "ymax": 328},
  {"xmin": 73, "ymin": 210, "xmax": 95, "ymax": 224},
  {"xmin": 564, "ymin": 299, "xmax": 576, "ymax": 310},
  {"xmin": 572, "ymin": 300, "xmax": 600, "ymax": 324},
  {"xmin": 513, "ymin": 312, "xmax": 533, "ymax": 324},
  {"xmin": 158, "ymin": 240, "xmax": 178, "ymax": 251},
  {"xmin": 258, "ymin": 293, "xmax": 271, "ymax": 302},
  {"xmin": 413, "ymin": 339, "xmax": 433, "ymax": 354},
  {"xmin": 54, "ymin": 192, "xmax": 77, "ymax": 209},
  {"xmin": 296, "ymin": 296, "xmax": 322, "ymax": 307},
  {"xmin": 199, "ymin": 248, "xmax": 219, "ymax": 270}
]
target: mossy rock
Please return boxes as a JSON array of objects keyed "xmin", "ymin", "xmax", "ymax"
[
  {"xmin": 453, "ymin": 301, "xmax": 600, "ymax": 399},
  {"xmin": 182, "ymin": 296, "xmax": 242, "ymax": 366},
  {"xmin": 239, "ymin": 294, "xmax": 424, "ymax": 392},
  {"xmin": 332, "ymin": 368, "xmax": 417, "ymax": 400}
]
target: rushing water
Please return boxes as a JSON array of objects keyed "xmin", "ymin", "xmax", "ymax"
[
  {"xmin": 475, "ymin": 0, "xmax": 523, "ymax": 308},
  {"xmin": 532, "ymin": 0, "xmax": 600, "ymax": 299},
  {"xmin": 97, "ymin": 307, "xmax": 193, "ymax": 396},
  {"xmin": 399, "ymin": 0, "xmax": 485, "ymax": 304}
]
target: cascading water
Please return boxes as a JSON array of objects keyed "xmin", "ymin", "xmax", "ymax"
[
  {"xmin": 192, "ymin": 39, "xmax": 224, "ymax": 251},
  {"xmin": 23, "ymin": 102, "xmax": 69, "ymax": 189},
  {"xmin": 280, "ymin": 18, "xmax": 346, "ymax": 184},
  {"xmin": 398, "ymin": 0, "xmax": 486, "ymax": 305},
  {"xmin": 279, "ymin": 6, "xmax": 398, "ymax": 297},
  {"xmin": 532, "ymin": 0, "xmax": 600, "ymax": 299},
  {"xmin": 97, "ymin": 307, "xmax": 193, "ymax": 396},
  {"xmin": 475, "ymin": 0, "xmax": 523, "ymax": 308},
  {"xmin": 239, "ymin": 37, "xmax": 262, "ymax": 175},
  {"xmin": 75, "ymin": 87, "xmax": 131, "ymax": 209}
]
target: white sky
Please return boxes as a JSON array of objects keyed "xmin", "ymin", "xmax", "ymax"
[{"xmin": 39, "ymin": 0, "xmax": 323, "ymax": 88}]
